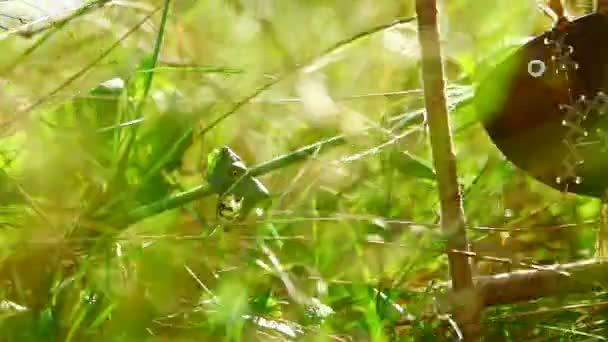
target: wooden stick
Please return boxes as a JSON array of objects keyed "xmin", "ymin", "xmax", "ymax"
[
  {"xmin": 477, "ymin": 259, "xmax": 608, "ymax": 306},
  {"xmin": 598, "ymin": 0, "xmax": 608, "ymax": 15},
  {"xmin": 414, "ymin": 1, "xmax": 479, "ymax": 340},
  {"xmin": 595, "ymin": 198, "xmax": 608, "ymax": 258},
  {"xmin": 549, "ymin": 0, "xmax": 566, "ymax": 18}
]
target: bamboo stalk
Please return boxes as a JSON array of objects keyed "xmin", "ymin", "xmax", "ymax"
[
  {"xmin": 596, "ymin": 199, "xmax": 608, "ymax": 259},
  {"xmin": 476, "ymin": 259, "xmax": 608, "ymax": 306},
  {"xmin": 414, "ymin": 1, "xmax": 479, "ymax": 339},
  {"xmin": 598, "ymin": 0, "xmax": 608, "ymax": 14}
]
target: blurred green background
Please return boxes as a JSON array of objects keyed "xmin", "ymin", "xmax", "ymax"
[{"xmin": 0, "ymin": 0, "xmax": 605, "ymax": 340}]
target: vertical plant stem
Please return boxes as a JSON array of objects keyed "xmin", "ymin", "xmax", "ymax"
[
  {"xmin": 549, "ymin": 0, "xmax": 566, "ymax": 17},
  {"xmin": 596, "ymin": 198, "xmax": 608, "ymax": 259},
  {"xmin": 414, "ymin": 1, "xmax": 479, "ymax": 340},
  {"xmin": 108, "ymin": 0, "xmax": 171, "ymax": 203},
  {"xmin": 598, "ymin": 0, "xmax": 608, "ymax": 14}
]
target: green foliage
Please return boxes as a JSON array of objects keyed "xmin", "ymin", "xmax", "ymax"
[{"xmin": 0, "ymin": 0, "xmax": 603, "ymax": 340}]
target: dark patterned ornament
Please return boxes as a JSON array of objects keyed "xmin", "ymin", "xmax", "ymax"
[
  {"xmin": 476, "ymin": 12, "xmax": 608, "ymax": 198},
  {"xmin": 216, "ymin": 193, "xmax": 245, "ymax": 221},
  {"xmin": 206, "ymin": 146, "xmax": 270, "ymax": 221}
]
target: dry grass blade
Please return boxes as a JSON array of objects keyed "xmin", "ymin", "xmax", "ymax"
[
  {"xmin": 1, "ymin": 2, "xmax": 164, "ymax": 135},
  {"xmin": 0, "ymin": 0, "xmax": 110, "ymax": 39}
]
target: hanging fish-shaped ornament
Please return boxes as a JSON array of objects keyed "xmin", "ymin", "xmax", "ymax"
[
  {"xmin": 476, "ymin": 12, "xmax": 608, "ymax": 198},
  {"xmin": 206, "ymin": 146, "xmax": 270, "ymax": 221}
]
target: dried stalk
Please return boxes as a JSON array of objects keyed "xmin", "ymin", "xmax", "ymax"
[
  {"xmin": 414, "ymin": 0, "xmax": 479, "ymax": 340},
  {"xmin": 549, "ymin": 0, "xmax": 566, "ymax": 17},
  {"xmin": 477, "ymin": 259, "xmax": 608, "ymax": 306},
  {"xmin": 598, "ymin": 0, "xmax": 608, "ymax": 14},
  {"xmin": 596, "ymin": 199, "xmax": 608, "ymax": 258},
  {"xmin": 0, "ymin": 0, "xmax": 111, "ymax": 40}
]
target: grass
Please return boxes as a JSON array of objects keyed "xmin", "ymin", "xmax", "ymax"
[{"xmin": 0, "ymin": 0, "xmax": 606, "ymax": 340}]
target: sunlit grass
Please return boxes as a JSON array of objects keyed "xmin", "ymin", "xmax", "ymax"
[{"xmin": 0, "ymin": 0, "xmax": 604, "ymax": 340}]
